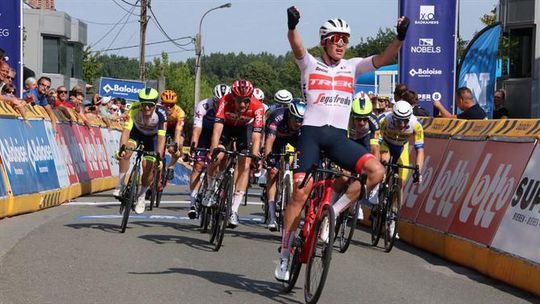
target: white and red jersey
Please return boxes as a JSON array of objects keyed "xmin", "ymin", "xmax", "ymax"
[
  {"xmin": 215, "ymin": 94, "xmax": 265, "ymax": 132},
  {"xmin": 297, "ymin": 52, "xmax": 376, "ymax": 130}
]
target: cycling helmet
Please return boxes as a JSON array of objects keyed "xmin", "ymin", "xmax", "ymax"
[
  {"xmin": 213, "ymin": 84, "xmax": 230, "ymax": 100},
  {"xmin": 253, "ymin": 88, "xmax": 265, "ymax": 101},
  {"xmin": 392, "ymin": 100, "xmax": 413, "ymax": 120},
  {"xmin": 288, "ymin": 98, "xmax": 307, "ymax": 119},
  {"xmin": 274, "ymin": 89, "xmax": 293, "ymax": 105},
  {"xmin": 351, "ymin": 92, "xmax": 373, "ymax": 118},
  {"xmin": 319, "ymin": 18, "xmax": 351, "ymax": 39},
  {"xmin": 138, "ymin": 88, "xmax": 159, "ymax": 103},
  {"xmin": 231, "ymin": 79, "xmax": 254, "ymax": 98},
  {"xmin": 160, "ymin": 90, "xmax": 177, "ymax": 104}
]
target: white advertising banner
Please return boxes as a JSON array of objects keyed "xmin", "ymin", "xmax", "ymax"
[
  {"xmin": 44, "ymin": 121, "xmax": 70, "ymax": 188},
  {"xmin": 491, "ymin": 143, "xmax": 540, "ymax": 264},
  {"xmin": 100, "ymin": 128, "xmax": 121, "ymax": 177}
]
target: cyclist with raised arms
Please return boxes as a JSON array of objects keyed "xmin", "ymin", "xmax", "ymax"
[
  {"xmin": 264, "ymin": 98, "xmax": 306, "ymax": 231},
  {"xmin": 207, "ymin": 79, "xmax": 265, "ymax": 228},
  {"xmin": 187, "ymin": 84, "xmax": 230, "ymax": 219},
  {"xmin": 113, "ymin": 88, "xmax": 167, "ymax": 214},
  {"xmin": 275, "ymin": 6, "xmax": 409, "ymax": 281},
  {"xmin": 160, "ymin": 90, "xmax": 185, "ymax": 181}
]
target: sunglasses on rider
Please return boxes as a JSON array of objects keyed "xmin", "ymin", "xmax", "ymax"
[
  {"xmin": 291, "ymin": 115, "xmax": 303, "ymax": 123},
  {"xmin": 395, "ymin": 118, "xmax": 409, "ymax": 125},
  {"xmin": 234, "ymin": 96, "xmax": 251, "ymax": 105},
  {"xmin": 324, "ymin": 33, "xmax": 349, "ymax": 45},
  {"xmin": 141, "ymin": 102, "xmax": 156, "ymax": 109}
]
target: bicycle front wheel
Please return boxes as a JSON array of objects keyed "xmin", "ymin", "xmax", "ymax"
[
  {"xmin": 338, "ymin": 199, "xmax": 360, "ymax": 253},
  {"xmin": 155, "ymin": 166, "xmax": 167, "ymax": 208},
  {"xmin": 148, "ymin": 167, "xmax": 160, "ymax": 210},
  {"xmin": 278, "ymin": 174, "xmax": 292, "ymax": 232},
  {"xmin": 213, "ymin": 177, "xmax": 232, "ymax": 252},
  {"xmin": 120, "ymin": 168, "xmax": 139, "ymax": 233},
  {"xmin": 384, "ymin": 185, "xmax": 401, "ymax": 252},
  {"xmin": 370, "ymin": 193, "xmax": 385, "ymax": 247},
  {"xmin": 305, "ymin": 204, "xmax": 335, "ymax": 304},
  {"xmin": 281, "ymin": 237, "xmax": 302, "ymax": 293}
]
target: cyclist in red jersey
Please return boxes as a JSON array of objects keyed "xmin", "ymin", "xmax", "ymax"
[
  {"xmin": 275, "ymin": 6, "xmax": 410, "ymax": 281},
  {"xmin": 206, "ymin": 79, "xmax": 265, "ymax": 228}
]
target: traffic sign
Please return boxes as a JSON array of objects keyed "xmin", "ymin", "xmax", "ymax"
[{"xmin": 98, "ymin": 77, "xmax": 145, "ymax": 101}]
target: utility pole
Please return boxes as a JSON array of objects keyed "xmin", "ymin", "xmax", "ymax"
[{"xmin": 139, "ymin": 0, "xmax": 148, "ymax": 81}]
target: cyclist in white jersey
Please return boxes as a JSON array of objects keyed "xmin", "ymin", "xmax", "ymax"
[{"xmin": 275, "ymin": 6, "xmax": 410, "ymax": 281}]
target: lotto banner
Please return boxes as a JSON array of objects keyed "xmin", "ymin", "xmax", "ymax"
[
  {"xmin": 56, "ymin": 124, "xmax": 79, "ymax": 184},
  {"xmin": 0, "ymin": 0, "xmax": 23, "ymax": 95},
  {"xmin": 399, "ymin": 0, "xmax": 457, "ymax": 115},
  {"xmin": 99, "ymin": 128, "xmax": 121, "ymax": 177},
  {"xmin": 401, "ymin": 137, "xmax": 449, "ymax": 221},
  {"xmin": 491, "ymin": 144, "xmax": 540, "ymax": 263},
  {"xmin": 44, "ymin": 121, "xmax": 70, "ymax": 188},
  {"xmin": 448, "ymin": 141, "xmax": 534, "ymax": 245},
  {"xmin": 415, "ymin": 139, "xmax": 487, "ymax": 232},
  {"xmin": 72, "ymin": 125, "xmax": 110, "ymax": 179},
  {"xmin": 60, "ymin": 124, "xmax": 90, "ymax": 183}
]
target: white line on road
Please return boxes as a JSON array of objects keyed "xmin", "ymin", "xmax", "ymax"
[{"xmin": 65, "ymin": 201, "xmax": 264, "ymax": 206}]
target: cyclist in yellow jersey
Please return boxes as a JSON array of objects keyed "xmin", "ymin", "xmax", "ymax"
[
  {"xmin": 160, "ymin": 90, "xmax": 185, "ymax": 180},
  {"xmin": 379, "ymin": 100, "xmax": 424, "ymax": 184}
]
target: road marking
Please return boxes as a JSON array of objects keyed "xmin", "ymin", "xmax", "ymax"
[
  {"xmin": 76, "ymin": 214, "xmax": 265, "ymax": 223},
  {"xmin": 65, "ymin": 200, "xmax": 264, "ymax": 206}
]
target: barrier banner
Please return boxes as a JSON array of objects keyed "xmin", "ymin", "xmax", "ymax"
[
  {"xmin": 0, "ymin": 0, "xmax": 22, "ymax": 95},
  {"xmin": 99, "ymin": 128, "xmax": 121, "ymax": 177},
  {"xmin": 399, "ymin": 0, "xmax": 457, "ymax": 115},
  {"xmin": 44, "ymin": 121, "xmax": 69, "ymax": 188},
  {"xmin": 25, "ymin": 120, "xmax": 60, "ymax": 192},
  {"xmin": 415, "ymin": 140, "xmax": 487, "ymax": 231},
  {"xmin": 448, "ymin": 141, "xmax": 534, "ymax": 244},
  {"xmin": 89, "ymin": 126, "xmax": 112, "ymax": 177},
  {"xmin": 0, "ymin": 118, "xmax": 38, "ymax": 195},
  {"xmin": 167, "ymin": 155, "xmax": 190, "ymax": 186},
  {"xmin": 491, "ymin": 144, "xmax": 540, "ymax": 263},
  {"xmin": 61, "ymin": 124, "xmax": 90, "ymax": 182},
  {"xmin": 56, "ymin": 124, "xmax": 79, "ymax": 184},
  {"xmin": 0, "ymin": 169, "xmax": 6, "ymax": 197},
  {"xmin": 72, "ymin": 125, "xmax": 104, "ymax": 179},
  {"xmin": 402, "ymin": 137, "xmax": 449, "ymax": 221}
]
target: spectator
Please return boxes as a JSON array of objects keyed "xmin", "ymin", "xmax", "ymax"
[
  {"xmin": 433, "ymin": 87, "xmax": 487, "ymax": 120},
  {"xmin": 23, "ymin": 76, "xmax": 59, "ymax": 129},
  {"xmin": 46, "ymin": 89, "xmax": 58, "ymax": 106},
  {"xmin": 109, "ymin": 104, "xmax": 120, "ymax": 119},
  {"xmin": 24, "ymin": 77, "xmax": 37, "ymax": 91},
  {"xmin": 6, "ymin": 68, "xmax": 16, "ymax": 86},
  {"xmin": 1, "ymin": 83, "xmax": 16, "ymax": 96},
  {"xmin": 493, "ymin": 89, "xmax": 509, "ymax": 119},
  {"xmin": 0, "ymin": 61, "xmax": 10, "ymax": 91},
  {"xmin": 393, "ymin": 83, "xmax": 408, "ymax": 103},
  {"xmin": 55, "ymin": 86, "xmax": 73, "ymax": 108},
  {"xmin": 71, "ymin": 90, "xmax": 91, "ymax": 127},
  {"xmin": 99, "ymin": 96, "xmax": 112, "ymax": 118},
  {"xmin": 402, "ymin": 89, "xmax": 429, "ymax": 117}
]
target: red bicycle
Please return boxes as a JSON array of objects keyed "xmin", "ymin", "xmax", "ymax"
[{"xmin": 282, "ymin": 159, "xmax": 367, "ymax": 304}]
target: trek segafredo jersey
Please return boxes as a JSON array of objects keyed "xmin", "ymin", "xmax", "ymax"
[{"xmin": 296, "ymin": 52, "xmax": 376, "ymax": 130}]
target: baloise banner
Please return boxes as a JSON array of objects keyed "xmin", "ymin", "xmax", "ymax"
[
  {"xmin": 0, "ymin": 0, "xmax": 22, "ymax": 96},
  {"xmin": 399, "ymin": 0, "xmax": 457, "ymax": 115}
]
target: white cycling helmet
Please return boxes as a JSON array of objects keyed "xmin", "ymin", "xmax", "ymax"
[
  {"xmin": 213, "ymin": 84, "xmax": 230, "ymax": 101},
  {"xmin": 253, "ymin": 87, "xmax": 265, "ymax": 101},
  {"xmin": 392, "ymin": 100, "xmax": 413, "ymax": 120},
  {"xmin": 274, "ymin": 89, "xmax": 293, "ymax": 105},
  {"xmin": 319, "ymin": 18, "xmax": 351, "ymax": 39}
]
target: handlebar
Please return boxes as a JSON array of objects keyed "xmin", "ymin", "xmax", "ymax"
[
  {"xmin": 298, "ymin": 163, "xmax": 367, "ymax": 189},
  {"xmin": 211, "ymin": 147, "xmax": 260, "ymax": 162}
]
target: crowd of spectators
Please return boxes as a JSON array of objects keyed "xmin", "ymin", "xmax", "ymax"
[{"xmin": 0, "ymin": 48, "xmax": 127, "ymax": 130}]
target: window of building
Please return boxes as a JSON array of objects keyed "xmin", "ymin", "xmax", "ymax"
[
  {"xmin": 507, "ymin": 27, "xmax": 534, "ymax": 78},
  {"xmin": 43, "ymin": 36, "xmax": 60, "ymax": 73}
]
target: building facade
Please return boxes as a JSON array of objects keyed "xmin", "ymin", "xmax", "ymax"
[
  {"xmin": 23, "ymin": 2, "xmax": 87, "ymax": 91},
  {"xmin": 499, "ymin": 0, "xmax": 539, "ymax": 118}
]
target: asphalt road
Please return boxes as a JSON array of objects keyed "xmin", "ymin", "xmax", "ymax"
[{"xmin": 0, "ymin": 185, "xmax": 537, "ymax": 304}]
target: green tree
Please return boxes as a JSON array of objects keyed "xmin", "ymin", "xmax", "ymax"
[{"xmin": 82, "ymin": 47, "xmax": 103, "ymax": 85}]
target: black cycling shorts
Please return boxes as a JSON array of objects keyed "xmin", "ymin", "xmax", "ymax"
[
  {"xmin": 294, "ymin": 125, "xmax": 372, "ymax": 174},
  {"xmin": 220, "ymin": 125, "xmax": 249, "ymax": 152}
]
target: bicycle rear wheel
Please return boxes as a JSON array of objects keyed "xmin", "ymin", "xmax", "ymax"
[
  {"xmin": 337, "ymin": 200, "xmax": 360, "ymax": 253},
  {"xmin": 155, "ymin": 166, "xmax": 167, "ymax": 208},
  {"xmin": 213, "ymin": 176, "xmax": 232, "ymax": 251},
  {"xmin": 304, "ymin": 205, "xmax": 335, "ymax": 304},
  {"xmin": 278, "ymin": 174, "xmax": 292, "ymax": 232},
  {"xmin": 384, "ymin": 185, "xmax": 401, "ymax": 252},
  {"xmin": 120, "ymin": 168, "xmax": 139, "ymax": 233},
  {"xmin": 281, "ymin": 237, "xmax": 302, "ymax": 293}
]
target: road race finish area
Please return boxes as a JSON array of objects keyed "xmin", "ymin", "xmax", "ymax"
[{"xmin": 0, "ymin": 185, "xmax": 535, "ymax": 304}]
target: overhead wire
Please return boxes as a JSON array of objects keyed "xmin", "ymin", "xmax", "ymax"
[
  {"xmin": 147, "ymin": 3, "xmax": 194, "ymax": 51},
  {"xmin": 90, "ymin": 8, "xmax": 133, "ymax": 48},
  {"xmin": 111, "ymin": 0, "xmax": 139, "ymax": 16},
  {"xmin": 104, "ymin": 0, "xmax": 139, "ymax": 51},
  {"xmin": 96, "ymin": 36, "xmax": 194, "ymax": 52}
]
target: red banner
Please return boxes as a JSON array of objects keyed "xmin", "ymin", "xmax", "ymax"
[
  {"xmin": 448, "ymin": 141, "xmax": 535, "ymax": 244},
  {"xmin": 72, "ymin": 125, "xmax": 103, "ymax": 179},
  {"xmin": 56, "ymin": 125, "xmax": 79, "ymax": 184},
  {"xmin": 402, "ymin": 137, "xmax": 450, "ymax": 221},
  {"xmin": 415, "ymin": 140, "xmax": 488, "ymax": 232},
  {"xmin": 89, "ymin": 126, "xmax": 112, "ymax": 177},
  {"xmin": 60, "ymin": 124, "xmax": 90, "ymax": 182}
]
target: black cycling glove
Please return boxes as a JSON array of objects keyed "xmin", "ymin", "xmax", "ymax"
[
  {"xmin": 287, "ymin": 6, "xmax": 300, "ymax": 30},
  {"xmin": 396, "ymin": 16, "xmax": 410, "ymax": 41}
]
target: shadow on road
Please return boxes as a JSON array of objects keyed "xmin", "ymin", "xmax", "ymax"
[
  {"xmin": 138, "ymin": 234, "xmax": 215, "ymax": 252},
  {"xmin": 65, "ymin": 222, "xmax": 122, "ymax": 233},
  {"xmin": 129, "ymin": 267, "xmax": 303, "ymax": 304}
]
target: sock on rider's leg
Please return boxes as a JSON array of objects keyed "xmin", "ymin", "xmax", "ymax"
[
  {"xmin": 138, "ymin": 186, "xmax": 149, "ymax": 198},
  {"xmin": 232, "ymin": 191, "xmax": 245, "ymax": 213},
  {"xmin": 268, "ymin": 201, "xmax": 276, "ymax": 221},
  {"xmin": 119, "ymin": 172, "xmax": 126, "ymax": 188},
  {"xmin": 332, "ymin": 193, "xmax": 352, "ymax": 216},
  {"xmin": 281, "ymin": 230, "xmax": 292, "ymax": 259}
]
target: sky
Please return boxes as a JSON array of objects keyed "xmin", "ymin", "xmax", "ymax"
[{"xmin": 55, "ymin": 0, "xmax": 499, "ymax": 62}]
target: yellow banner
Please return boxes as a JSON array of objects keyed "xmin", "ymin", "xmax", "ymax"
[
  {"xmin": 490, "ymin": 119, "xmax": 540, "ymax": 138},
  {"xmin": 453, "ymin": 120, "xmax": 504, "ymax": 137},
  {"xmin": 423, "ymin": 118, "xmax": 465, "ymax": 136}
]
